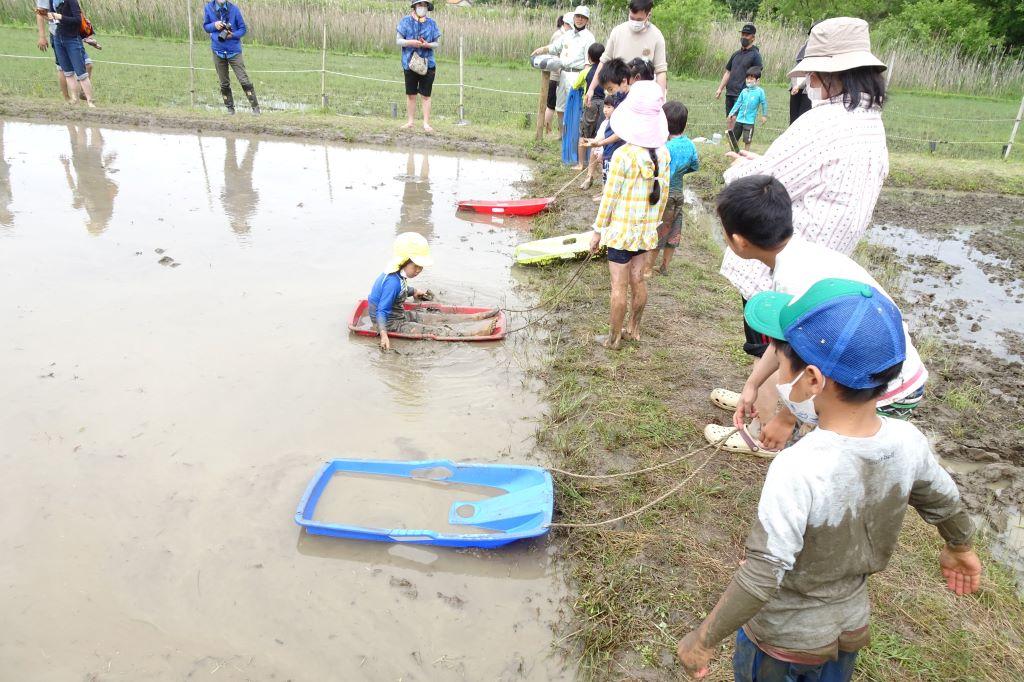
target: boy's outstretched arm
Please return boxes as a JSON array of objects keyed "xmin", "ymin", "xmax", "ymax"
[
  {"xmin": 679, "ymin": 462, "xmax": 809, "ymax": 677},
  {"xmin": 909, "ymin": 446, "xmax": 982, "ymax": 595}
]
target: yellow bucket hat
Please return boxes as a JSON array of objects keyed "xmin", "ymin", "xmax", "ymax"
[{"xmin": 386, "ymin": 232, "xmax": 435, "ymax": 273}]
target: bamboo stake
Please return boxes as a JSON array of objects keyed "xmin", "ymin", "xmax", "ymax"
[
  {"xmin": 320, "ymin": 22, "xmax": 328, "ymax": 109},
  {"xmin": 187, "ymin": 0, "xmax": 195, "ymax": 107},
  {"xmin": 1003, "ymin": 94, "xmax": 1024, "ymax": 160}
]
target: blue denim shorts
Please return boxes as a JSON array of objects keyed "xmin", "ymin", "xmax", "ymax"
[
  {"xmin": 733, "ymin": 629, "xmax": 857, "ymax": 682},
  {"xmin": 53, "ymin": 33, "xmax": 89, "ymax": 79},
  {"xmin": 606, "ymin": 247, "xmax": 647, "ymax": 264}
]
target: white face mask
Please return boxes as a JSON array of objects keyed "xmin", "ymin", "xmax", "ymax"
[
  {"xmin": 628, "ymin": 19, "xmax": 647, "ymax": 33},
  {"xmin": 776, "ymin": 370, "xmax": 822, "ymax": 425},
  {"xmin": 806, "ymin": 84, "xmax": 824, "ymax": 102},
  {"xmin": 414, "ymin": 5, "xmax": 427, "ymax": 17}
]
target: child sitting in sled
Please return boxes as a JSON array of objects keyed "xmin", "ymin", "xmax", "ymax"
[{"xmin": 367, "ymin": 232, "xmax": 499, "ymax": 351}]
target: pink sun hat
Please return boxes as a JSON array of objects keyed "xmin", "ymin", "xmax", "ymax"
[{"xmin": 609, "ymin": 81, "xmax": 669, "ymax": 149}]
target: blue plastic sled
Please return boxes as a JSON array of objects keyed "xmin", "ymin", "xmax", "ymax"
[{"xmin": 295, "ymin": 458, "xmax": 554, "ymax": 548}]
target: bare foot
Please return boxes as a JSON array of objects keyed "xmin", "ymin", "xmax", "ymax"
[
  {"xmin": 579, "ymin": 177, "xmax": 592, "ymax": 190},
  {"xmin": 658, "ymin": 266, "xmax": 669, "ymax": 276},
  {"xmin": 86, "ymin": 101, "xmax": 96, "ymax": 108},
  {"xmin": 592, "ymin": 194, "xmax": 603, "ymax": 203},
  {"xmin": 622, "ymin": 327, "xmax": 641, "ymax": 343},
  {"xmin": 570, "ymin": 164, "xmax": 584, "ymax": 171},
  {"xmin": 423, "ymin": 124, "xmax": 434, "ymax": 133},
  {"xmin": 594, "ymin": 334, "xmax": 622, "ymax": 350},
  {"xmin": 401, "ymin": 121, "xmax": 414, "ymax": 129}
]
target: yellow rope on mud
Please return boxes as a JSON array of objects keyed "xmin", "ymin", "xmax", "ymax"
[
  {"xmin": 545, "ymin": 428, "xmax": 737, "ymax": 530},
  {"xmin": 501, "ymin": 251, "xmax": 593, "ymax": 317},
  {"xmin": 550, "ymin": 167, "xmax": 589, "ymax": 202}
]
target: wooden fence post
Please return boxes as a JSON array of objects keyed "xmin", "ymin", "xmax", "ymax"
[
  {"xmin": 457, "ymin": 35, "xmax": 468, "ymax": 126},
  {"xmin": 1003, "ymin": 94, "xmax": 1024, "ymax": 160},
  {"xmin": 535, "ymin": 69, "xmax": 549, "ymax": 142}
]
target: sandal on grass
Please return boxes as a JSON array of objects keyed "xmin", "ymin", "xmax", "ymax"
[
  {"xmin": 704, "ymin": 423, "xmax": 778, "ymax": 459},
  {"xmin": 709, "ymin": 388, "xmax": 741, "ymax": 412}
]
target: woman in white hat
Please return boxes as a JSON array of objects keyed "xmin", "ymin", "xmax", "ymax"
[
  {"xmin": 709, "ymin": 18, "xmax": 892, "ymax": 450},
  {"xmin": 588, "ymin": 80, "xmax": 670, "ymax": 350},
  {"xmin": 532, "ymin": 6, "xmax": 595, "ymax": 138}
]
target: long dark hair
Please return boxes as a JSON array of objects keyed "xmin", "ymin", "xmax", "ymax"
[
  {"xmin": 647, "ymin": 148, "xmax": 661, "ymax": 205},
  {"xmin": 825, "ymin": 66, "xmax": 887, "ymax": 110}
]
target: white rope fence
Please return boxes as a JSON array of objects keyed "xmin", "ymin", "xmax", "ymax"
[{"xmin": 1, "ymin": 49, "xmax": 1021, "ymax": 157}]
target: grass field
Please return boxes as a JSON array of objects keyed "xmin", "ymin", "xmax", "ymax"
[{"xmin": 1, "ymin": 26, "xmax": 1021, "ymax": 163}]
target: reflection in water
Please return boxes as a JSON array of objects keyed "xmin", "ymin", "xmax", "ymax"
[
  {"xmin": 397, "ymin": 152, "xmax": 433, "ymax": 239},
  {"xmin": 0, "ymin": 123, "xmax": 12, "ymax": 227},
  {"xmin": 222, "ymin": 138, "xmax": 260, "ymax": 237},
  {"xmin": 61, "ymin": 125, "xmax": 118, "ymax": 235}
]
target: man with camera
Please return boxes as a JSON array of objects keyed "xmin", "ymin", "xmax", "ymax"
[{"xmin": 203, "ymin": 0, "xmax": 259, "ymax": 114}]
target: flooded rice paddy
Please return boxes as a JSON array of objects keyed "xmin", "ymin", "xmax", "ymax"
[
  {"xmin": 0, "ymin": 120, "xmax": 570, "ymax": 680},
  {"xmin": 868, "ymin": 219, "xmax": 1024, "ymax": 590}
]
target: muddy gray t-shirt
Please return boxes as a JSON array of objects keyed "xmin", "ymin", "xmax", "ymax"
[{"xmin": 734, "ymin": 417, "xmax": 972, "ymax": 651}]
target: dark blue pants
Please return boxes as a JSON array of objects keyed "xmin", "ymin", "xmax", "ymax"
[{"xmin": 733, "ymin": 629, "xmax": 857, "ymax": 682}]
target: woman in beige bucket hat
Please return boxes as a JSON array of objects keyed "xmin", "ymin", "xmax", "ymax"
[{"xmin": 704, "ymin": 17, "xmax": 899, "ymax": 457}]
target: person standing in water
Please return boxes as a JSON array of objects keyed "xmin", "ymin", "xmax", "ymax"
[
  {"xmin": 203, "ymin": 0, "xmax": 260, "ymax": 115},
  {"xmin": 397, "ymin": 1, "xmax": 442, "ymax": 132}
]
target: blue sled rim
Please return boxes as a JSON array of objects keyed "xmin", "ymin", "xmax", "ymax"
[{"xmin": 294, "ymin": 458, "xmax": 554, "ymax": 549}]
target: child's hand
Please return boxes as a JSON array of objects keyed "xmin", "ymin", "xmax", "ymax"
[
  {"xmin": 732, "ymin": 382, "xmax": 759, "ymax": 430},
  {"xmin": 379, "ymin": 332, "xmax": 391, "ymax": 352},
  {"xmin": 761, "ymin": 116, "xmax": 768, "ymax": 124},
  {"xmin": 759, "ymin": 413, "xmax": 795, "ymax": 452},
  {"xmin": 588, "ymin": 231, "xmax": 601, "ymax": 254},
  {"xmin": 677, "ymin": 630, "xmax": 713, "ymax": 678},
  {"xmin": 581, "ymin": 138, "xmax": 592, "ymax": 148},
  {"xmin": 939, "ymin": 545, "xmax": 982, "ymax": 595}
]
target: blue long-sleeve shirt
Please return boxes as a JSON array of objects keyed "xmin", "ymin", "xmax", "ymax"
[
  {"xmin": 367, "ymin": 272, "xmax": 411, "ymax": 329},
  {"xmin": 666, "ymin": 135, "xmax": 700, "ymax": 193},
  {"xmin": 203, "ymin": 1, "xmax": 247, "ymax": 58},
  {"xmin": 729, "ymin": 85, "xmax": 768, "ymax": 125}
]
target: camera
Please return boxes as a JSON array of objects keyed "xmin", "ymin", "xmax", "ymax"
[{"xmin": 218, "ymin": 23, "xmax": 233, "ymax": 41}]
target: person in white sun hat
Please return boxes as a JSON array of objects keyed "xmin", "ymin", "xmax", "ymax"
[
  {"xmin": 588, "ymin": 80, "xmax": 670, "ymax": 351},
  {"xmin": 533, "ymin": 6, "xmax": 595, "ymax": 130},
  {"xmin": 707, "ymin": 17, "xmax": 893, "ymax": 454}
]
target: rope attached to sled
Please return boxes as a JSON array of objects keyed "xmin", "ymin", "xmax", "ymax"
[{"xmin": 545, "ymin": 428, "xmax": 736, "ymax": 529}]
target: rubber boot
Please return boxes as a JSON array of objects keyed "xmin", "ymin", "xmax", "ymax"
[
  {"xmin": 221, "ymin": 85, "xmax": 235, "ymax": 114},
  {"xmin": 242, "ymin": 85, "xmax": 260, "ymax": 115}
]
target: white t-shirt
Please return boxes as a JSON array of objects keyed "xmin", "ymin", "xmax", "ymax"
[{"xmin": 771, "ymin": 235, "xmax": 927, "ymax": 405}]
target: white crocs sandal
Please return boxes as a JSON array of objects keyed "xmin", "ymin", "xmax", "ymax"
[
  {"xmin": 703, "ymin": 423, "xmax": 778, "ymax": 459},
  {"xmin": 709, "ymin": 388, "xmax": 741, "ymax": 412}
]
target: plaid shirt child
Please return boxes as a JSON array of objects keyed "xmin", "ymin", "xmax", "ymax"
[{"xmin": 593, "ymin": 144, "xmax": 671, "ymax": 252}]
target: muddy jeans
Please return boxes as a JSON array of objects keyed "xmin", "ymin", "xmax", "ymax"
[
  {"xmin": 213, "ymin": 53, "xmax": 258, "ymax": 111},
  {"xmin": 733, "ymin": 629, "xmax": 857, "ymax": 682}
]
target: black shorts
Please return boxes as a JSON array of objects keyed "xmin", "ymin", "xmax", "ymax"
[
  {"xmin": 546, "ymin": 79, "xmax": 557, "ymax": 110},
  {"xmin": 725, "ymin": 94, "xmax": 738, "ymax": 116},
  {"xmin": 606, "ymin": 247, "xmax": 647, "ymax": 264},
  {"xmin": 734, "ymin": 121, "xmax": 755, "ymax": 143},
  {"xmin": 404, "ymin": 68, "xmax": 436, "ymax": 97}
]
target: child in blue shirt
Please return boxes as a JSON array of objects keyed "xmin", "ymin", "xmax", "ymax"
[
  {"xmin": 367, "ymin": 232, "xmax": 498, "ymax": 351},
  {"xmin": 653, "ymin": 101, "xmax": 700, "ymax": 275},
  {"xmin": 728, "ymin": 67, "xmax": 768, "ymax": 151}
]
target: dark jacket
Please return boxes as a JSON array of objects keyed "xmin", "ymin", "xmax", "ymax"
[
  {"xmin": 203, "ymin": 1, "xmax": 247, "ymax": 56},
  {"xmin": 725, "ymin": 45, "xmax": 763, "ymax": 96},
  {"xmin": 52, "ymin": 0, "xmax": 82, "ymax": 40}
]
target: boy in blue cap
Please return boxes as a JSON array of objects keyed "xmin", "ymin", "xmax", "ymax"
[{"xmin": 676, "ymin": 278, "xmax": 982, "ymax": 681}]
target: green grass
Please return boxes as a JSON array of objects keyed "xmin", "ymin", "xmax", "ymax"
[
  {"xmin": 2, "ymin": 24, "xmax": 1023, "ymax": 163},
  {"xmin": 521, "ymin": 159, "xmax": 1024, "ymax": 680}
]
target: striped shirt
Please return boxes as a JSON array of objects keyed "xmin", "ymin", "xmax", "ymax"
[
  {"xmin": 720, "ymin": 96, "xmax": 889, "ymax": 300},
  {"xmin": 593, "ymin": 144, "xmax": 671, "ymax": 252}
]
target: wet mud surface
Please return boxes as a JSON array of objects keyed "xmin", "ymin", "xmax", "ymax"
[
  {"xmin": 866, "ymin": 193, "xmax": 1024, "ymax": 588},
  {"xmin": 0, "ymin": 120, "xmax": 570, "ymax": 679}
]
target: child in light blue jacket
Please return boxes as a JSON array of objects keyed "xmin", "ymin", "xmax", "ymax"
[{"xmin": 728, "ymin": 67, "xmax": 768, "ymax": 151}]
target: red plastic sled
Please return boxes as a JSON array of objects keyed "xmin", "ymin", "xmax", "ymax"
[
  {"xmin": 348, "ymin": 300, "xmax": 508, "ymax": 342},
  {"xmin": 456, "ymin": 197, "xmax": 554, "ymax": 217}
]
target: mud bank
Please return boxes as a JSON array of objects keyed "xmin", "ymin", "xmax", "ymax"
[{"xmin": 865, "ymin": 207, "xmax": 1024, "ymax": 590}]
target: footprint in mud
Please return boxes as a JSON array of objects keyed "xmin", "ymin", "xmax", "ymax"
[
  {"xmin": 388, "ymin": 576, "xmax": 418, "ymax": 599},
  {"xmin": 436, "ymin": 592, "xmax": 466, "ymax": 609}
]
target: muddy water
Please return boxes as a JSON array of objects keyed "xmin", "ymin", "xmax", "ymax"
[
  {"xmin": 869, "ymin": 224, "xmax": 1024, "ymax": 362},
  {"xmin": 0, "ymin": 120, "xmax": 571, "ymax": 680},
  {"xmin": 312, "ymin": 473, "xmax": 502, "ymax": 534}
]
